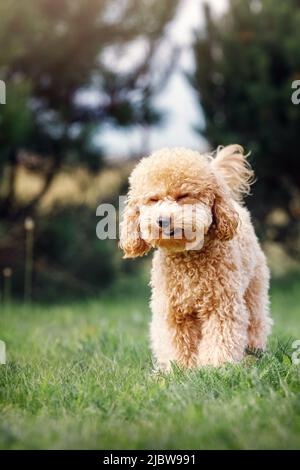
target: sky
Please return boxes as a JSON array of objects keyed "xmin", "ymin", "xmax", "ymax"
[{"xmin": 100, "ymin": 0, "xmax": 228, "ymax": 159}]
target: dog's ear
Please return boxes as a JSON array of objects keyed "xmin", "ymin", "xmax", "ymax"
[
  {"xmin": 212, "ymin": 144, "xmax": 254, "ymax": 201},
  {"xmin": 119, "ymin": 199, "xmax": 150, "ymax": 258},
  {"xmin": 212, "ymin": 193, "xmax": 239, "ymax": 241}
]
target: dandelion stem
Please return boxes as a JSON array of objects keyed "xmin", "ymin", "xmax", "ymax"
[
  {"xmin": 24, "ymin": 217, "xmax": 34, "ymax": 303},
  {"xmin": 3, "ymin": 267, "xmax": 12, "ymax": 304}
]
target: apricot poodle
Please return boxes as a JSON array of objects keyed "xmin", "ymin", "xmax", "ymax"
[{"xmin": 120, "ymin": 145, "xmax": 272, "ymax": 370}]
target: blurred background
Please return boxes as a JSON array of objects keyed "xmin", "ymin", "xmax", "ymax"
[{"xmin": 0, "ymin": 0, "xmax": 300, "ymax": 301}]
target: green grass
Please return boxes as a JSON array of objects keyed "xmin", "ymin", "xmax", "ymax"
[{"xmin": 1, "ymin": 272, "xmax": 300, "ymax": 449}]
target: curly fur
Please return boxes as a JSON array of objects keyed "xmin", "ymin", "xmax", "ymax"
[{"xmin": 120, "ymin": 146, "xmax": 272, "ymax": 370}]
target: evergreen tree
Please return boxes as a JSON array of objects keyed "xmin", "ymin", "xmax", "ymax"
[
  {"xmin": 191, "ymin": 0, "xmax": 300, "ymax": 255},
  {"xmin": 0, "ymin": 0, "xmax": 179, "ymax": 218}
]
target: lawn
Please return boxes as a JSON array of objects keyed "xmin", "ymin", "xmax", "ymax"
[{"xmin": 0, "ymin": 271, "xmax": 300, "ymax": 449}]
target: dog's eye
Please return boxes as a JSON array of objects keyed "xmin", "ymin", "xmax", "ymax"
[
  {"xmin": 149, "ymin": 197, "xmax": 159, "ymax": 203},
  {"xmin": 176, "ymin": 193, "xmax": 189, "ymax": 201}
]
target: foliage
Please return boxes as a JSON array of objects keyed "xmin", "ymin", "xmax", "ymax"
[
  {"xmin": 0, "ymin": 0, "xmax": 179, "ymax": 218},
  {"xmin": 190, "ymin": 0, "xmax": 300, "ymax": 254},
  {"xmin": 0, "ymin": 0, "xmax": 179, "ymax": 298}
]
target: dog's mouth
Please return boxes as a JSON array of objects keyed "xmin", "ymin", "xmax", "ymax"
[
  {"xmin": 162, "ymin": 227, "xmax": 181, "ymax": 238},
  {"xmin": 154, "ymin": 225, "xmax": 209, "ymax": 251},
  {"xmin": 162, "ymin": 226, "xmax": 209, "ymax": 239}
]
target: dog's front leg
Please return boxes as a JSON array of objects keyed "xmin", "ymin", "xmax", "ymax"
[
  {"xmin": 196, "ymin": 293, "xmax": 249, "ymax": 367},
  {"xmin": 150, "ymin": 304, "xmax": 202, "ymax": 370},
  {"xmin": 164, "ymin": 308, "xmax": 203, "ymax": 369}
]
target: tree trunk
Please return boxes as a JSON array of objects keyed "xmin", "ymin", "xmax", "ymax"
[
  {"xmin": 12, "ymin": 155, "xmax": 61, "ymax": 222},
  {"xmin": 0, "ymin": 148, "xmax": 18, "ymax": 217}
]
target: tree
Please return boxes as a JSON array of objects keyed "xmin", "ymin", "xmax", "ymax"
[
  {"xmin": 0, "ymin": 0, "xmax": 180, "ymax": 219},
  {"xmin": 190, "ymin": 0, "xmax": 300, "ymax": 255}
]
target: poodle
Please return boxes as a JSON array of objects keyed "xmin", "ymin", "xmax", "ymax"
[{"xmin": 120, "ymin": 145, "xmax": 272, "ymax": 370}]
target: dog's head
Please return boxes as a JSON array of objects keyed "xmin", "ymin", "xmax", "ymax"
[{"xmin": 119, "ymin": 145, "xmax": 253, "ymax": 258}]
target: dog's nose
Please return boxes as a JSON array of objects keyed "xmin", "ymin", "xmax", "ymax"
[{"xmin": 157, "ymin": 216, "xmax": 170, "ymax": 229}]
